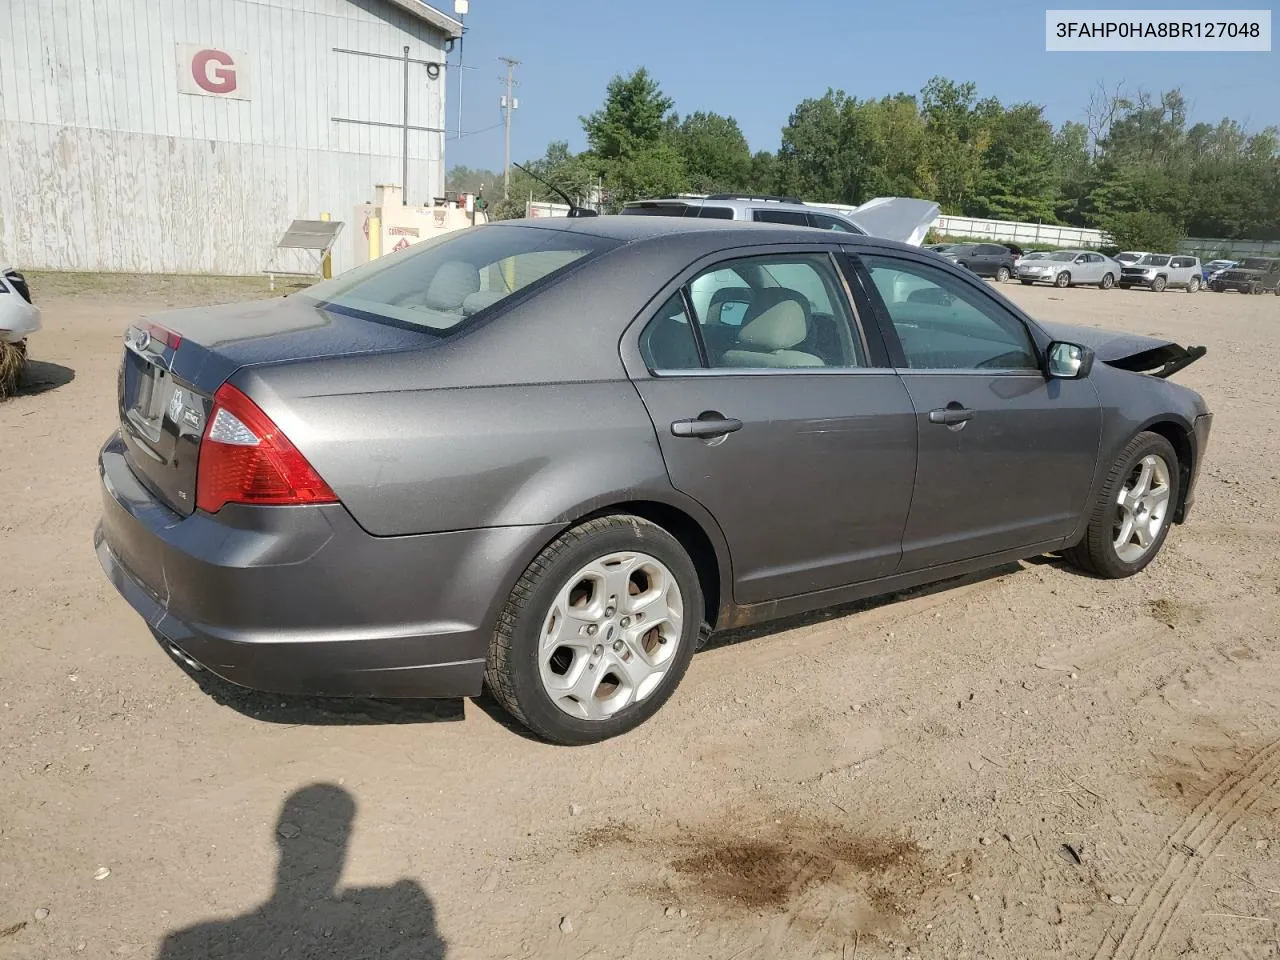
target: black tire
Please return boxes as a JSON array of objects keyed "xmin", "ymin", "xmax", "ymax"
[
  {"xmin": 996, "ymin": 266, "xmax": 1011, "ymax": 282},
  {"xmin": 484, "ymin": 515, "xmax": 704, "ymax": 745},
  {"xmin": 1020, "ymin": 279, "xmax": 1033, "ymax": 286},
  {"xmin": 1055, "ymin": 271, "xmax": 1071, "ymax": 288},
  {"xmin": 1062, "ymin": 431, "xmax": 1181, "ymax": 579},
  {"xmin": 1100, "ymin": 273, "xmax": 1114, "ymax": 290},
  {"xmin": 1151, "ymin": 276, "xmax": 1167, "ymax": 292},
  {"xmin": 1118, "ymin": 283, "xmax": 1131, "ymax": 290},
  {"xmin": 1187, "ymin": 276, "xmax": 1200, "ymax": 293}
]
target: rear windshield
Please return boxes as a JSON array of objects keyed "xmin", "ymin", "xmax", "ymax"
[
  {"xmin": 300, "ymin": 225, "xmax": 614, "ymax": 334},
  {"xmin": 1238, "ymin": 258, "xmax": 1272, "ymax": 269},
  {"xmin": 1138, "ymin": 255, "xmax": 1171, "ymax": 266}
]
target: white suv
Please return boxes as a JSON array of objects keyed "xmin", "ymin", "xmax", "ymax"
[
  {"xmin": 620, "ymin": 194, "xmax": 940, "ymax": 246},
  {"xmin": 1118, "ymin": 254, "xmax": 1203, "ymax": 292}
]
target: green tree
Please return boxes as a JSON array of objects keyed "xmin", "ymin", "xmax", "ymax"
[
  {"xmin": 581, "ymin": 68, "xmax": 687, "ymax": 207},
  {"xmin": 969, "ymin": 104, "xmax": 1057, "ymax": 222},
  {"xmin": 668, "ymin": 111, "xmax": 752, "ymax": 192},
  {"xmin": 1098, "ymin": 210, "xmax": 1184, "ymax": 252}
]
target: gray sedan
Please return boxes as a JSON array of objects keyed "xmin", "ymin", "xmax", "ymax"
[
  {"xmin": 1017, "ymin": 250, "xmax": 1121, "ymax": 288},
  {"xmin": 96, "ymin": 218, "xmax": 1212, "ymax": 744}
]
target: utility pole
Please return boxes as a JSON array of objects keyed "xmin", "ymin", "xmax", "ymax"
[{"xmin": 499, "ymin": 56, "xmax": 519, "ymax": 199}]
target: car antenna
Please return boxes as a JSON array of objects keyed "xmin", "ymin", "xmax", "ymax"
[{"xmin": 511, "ymin": 162, "xmax": 599, "ymax": 218}]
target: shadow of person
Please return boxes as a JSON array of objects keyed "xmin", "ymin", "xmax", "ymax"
[{"xmin": 156, "ymin": 783, "xmax": 447, "ymax": 959}]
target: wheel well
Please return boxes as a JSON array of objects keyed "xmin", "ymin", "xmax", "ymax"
[
  {"xmin": 579, "ymin": 501, "xmax": 722, "ymax": 631},
  {"xmin": 1144, "ymin": 421, "xmax": 1193, "ymax": 522}
]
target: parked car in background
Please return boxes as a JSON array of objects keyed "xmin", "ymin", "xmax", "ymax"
[
  {"xmin": 1202, "ymin": 259, "xmax": 1236, "ymax": 285},
  {"xmin": 93, "ymin": 216, "xmax": 1213, "ymax": 744},
  {"xmin": 620, "ymin": 194, "xmax": 940, "ymax": 246},
  {"xmin": 1209, "ymin": 257, "xmax": 1280, "ymax": 295},
  {"xmin": 1002, "ymin": 243, "xmax": 1026, "ymax": 262},
  {"xmin": 1115, "ymin": 251, "xmax": 1149, "ymax": 266},
  {"xmin": 1119, "ymin": 254, "xmax": 1203, "ymax": 292},
  {"xmin": 0, "ymin": 266, "xmax": 40, "ymax": 399},
  {"xmin": 939, "ymin": 243, "xmax": 1017, "ymax": 281},
  {"xmin": 1016, "ymin": 250, "xmax": 1119, "ymax": 289}
]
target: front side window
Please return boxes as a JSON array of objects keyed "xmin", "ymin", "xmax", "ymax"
[
  {"xmin": 638, "ymin": 253, "xmax": 866, "ymax": 371},
  {"xmin": 302, "ymin": 225, "xmax": 613, "ymax": 334},
  {"xmin": 861, "ymin": 255, "xmax": 1039, "ymax": 371}
]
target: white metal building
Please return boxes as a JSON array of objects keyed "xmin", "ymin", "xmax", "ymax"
[{"xmin": 0, "ymin": 0, "xmax": 461, "ymax": 275}]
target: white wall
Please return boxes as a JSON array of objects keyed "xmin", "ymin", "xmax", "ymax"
[
  {"xmin": 0, "ymin": 0, "xmax": 451, "ymax": 274},
  {"xmin": 933, "ymin": 215, "xmax": 1107, "ymax": 248}
]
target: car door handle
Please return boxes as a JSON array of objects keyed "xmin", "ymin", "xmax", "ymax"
[
  {"xmin": 671, "ymin": 415, "xmax": 743, "ymax": 439},
  {"xmin": 928, "ymin": 406, "xmax": 974, "ymax": 426}
]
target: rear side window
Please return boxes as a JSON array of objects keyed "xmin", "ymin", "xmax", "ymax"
[
  {"xmin": 620, "ymin": 203, "xmax": 695, "ymax": 217},
  {"xmin": 1171, "ymin": 256, "xmax": 1195, "ymax": 268},
  {"xmin": 752, "ymin": 209, "xmax": 811, "ymax": 227},
  {"xmin": 808, "ymin": 213, "xmax": 862, "ymax": 234},
  {"xmin": 301, "ymin": 226, "xmax": 614, "ymax": 334},
  {"xmin": 639, "ymin": 253, "xmax": 866, "ymax": 372},
  {"xmin": 696, "ymin": 207, "xmax": 734, "ymax": 219}
]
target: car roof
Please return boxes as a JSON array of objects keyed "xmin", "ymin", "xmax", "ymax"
[{"xmin": 488, "ymin": 214, "xmax": 836, "ymax": 243}]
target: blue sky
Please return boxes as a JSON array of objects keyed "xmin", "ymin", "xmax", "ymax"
[{"xmin": 438, "ymin": 1, "xmax": 1278, "ymax": 173}]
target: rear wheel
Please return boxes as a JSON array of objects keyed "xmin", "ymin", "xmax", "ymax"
[
  {"xmin": 1100, "ymin": 273, "xmax": 1115, "ymax": 290},
  {"xmin": 484, "ymin": 515, "xmax": 703, "ymax": 745},
  {"xmin": 996, "ymin": 266, "xmax": 1011, "ymax": 282},
  {"xmin": 1187, "ymin": 276, "xmax": 1200, "ymax": 293},
  {"xmin": 1062, "ymin": 432, "xmax": 1180, "ymax": 579},
  {"xmin": 1151, "ymin": 276, "xmax": 1167, "ymax": 292},
  {"xmin": 1055, "ymin": 271, "xmax": 1071, "ymax": 288}
]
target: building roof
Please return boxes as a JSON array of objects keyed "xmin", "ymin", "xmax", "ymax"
[{"xmin": 379, "ymin": 0, "xmax": 464, "ymax": 39}]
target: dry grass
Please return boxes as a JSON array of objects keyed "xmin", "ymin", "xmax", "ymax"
[{"xmin": 0, "ymin": 339, "xmax": 27, "ymax": 400}]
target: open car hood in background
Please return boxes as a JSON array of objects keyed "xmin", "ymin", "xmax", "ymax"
[
  {"xmin": 1037, "ymin": 320, "xmax": 1207, "ymax": 379},
  {"xmin": 818, "ymin": 197, "xmax": 941, "ymax": 246}
]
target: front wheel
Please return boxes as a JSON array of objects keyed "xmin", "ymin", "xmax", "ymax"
[
  {"xmin": 1062, "ymin": 432, "xmax": 1180, "ymax": 579},
  {"xmin": 1055, "ymin": 271, "xmax": 1071, "ymax": 288},
  {"xmin": 1151, "ymin": 276, "xmax": 1167, "ymax": 292},
  {"xmin": 484, "ymin": 515, "xmax": 704, "ymax": 745},
  {"xmin": 1100, "ymin": 273, "xmax": 1115, "ymax": 290},
  {"xmin": 996, "ymin": 266, "xmax": 1011, "ymax": 282}
]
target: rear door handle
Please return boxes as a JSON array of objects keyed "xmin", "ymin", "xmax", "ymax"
[
  {"xmin": 928, "ymin": 406, "xmax": 974, "ymax": 426},
  {"xmin": 671, "ymin": 415, "xmax": 743, "ymax": 439}
]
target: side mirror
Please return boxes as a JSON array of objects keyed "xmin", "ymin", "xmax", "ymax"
[{"xmin": 1046, "ymin": 341, "xmax": 1094, "ymax": 380}]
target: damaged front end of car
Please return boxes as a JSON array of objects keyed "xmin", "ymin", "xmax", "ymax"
[{"xmin": 1037, "ymin": 321, "xmax": 1206, "ymax": 379}]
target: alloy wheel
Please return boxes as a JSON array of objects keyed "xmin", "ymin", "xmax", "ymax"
[
  {"xmin": 1113, "ymin": 454, "xmax": 1172, "ymax": 563},
  {"xmin": 538, "ymin": 551, "xmax": 684, "ymax": 720}
]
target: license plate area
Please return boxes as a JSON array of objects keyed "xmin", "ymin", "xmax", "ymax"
[{"xmin": 123, "ymin": 349, "xmax": 170, "ymax": 444}]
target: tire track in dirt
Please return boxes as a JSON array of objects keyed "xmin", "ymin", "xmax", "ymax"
[{"xmin": 1092, "ymin": 736, "xmax": 1280, "ymax": 960}]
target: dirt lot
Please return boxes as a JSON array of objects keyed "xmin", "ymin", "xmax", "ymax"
[{"xmin": 2, "ymin": 273, "xmax": 1278, "ymax": 960}]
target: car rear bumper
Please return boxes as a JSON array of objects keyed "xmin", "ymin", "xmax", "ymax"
[{"xmin": 96, "ymin": 432, "xmax": 557, "ymax": 699}]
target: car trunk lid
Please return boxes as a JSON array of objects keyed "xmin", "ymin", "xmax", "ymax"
[{"xmin": 116, "ymin": 296, "xmax": 428, "ymax": 515}]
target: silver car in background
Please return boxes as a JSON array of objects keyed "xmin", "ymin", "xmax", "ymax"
[{"xmin": 1016, "ymin": 250, "xmax": 1120, "ymax": 289}]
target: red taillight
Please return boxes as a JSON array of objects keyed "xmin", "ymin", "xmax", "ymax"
[
  {"xmin": 144, "ymin": 322, "xmax": 182, "ymax": 350},
  {"xmin": 195, "ymin": 382, "xmax": 338, "ymax": 513}
]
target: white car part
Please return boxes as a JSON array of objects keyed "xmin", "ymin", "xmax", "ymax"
[{"xmin": 0, "ymin": 267, "xmax": 40, "ymax": 344}]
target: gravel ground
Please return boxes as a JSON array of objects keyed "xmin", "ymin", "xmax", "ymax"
[{"xmin": 1, "ymin": 275, "xmax": 1277, "ymax": 960}]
